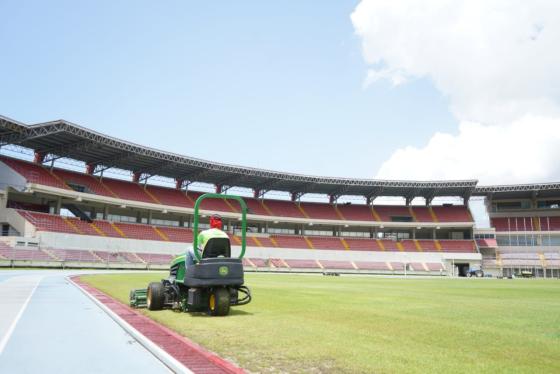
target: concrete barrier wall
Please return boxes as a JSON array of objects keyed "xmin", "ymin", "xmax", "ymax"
[
  {"xmin": 0, "ymin": 209, "xmax": 35, "ymax": 237},
  {"xmin": 0, "ymin": 162, "xmax": 27, "ymax": 192}
]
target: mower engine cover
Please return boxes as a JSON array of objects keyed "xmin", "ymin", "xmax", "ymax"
[{"xmin": 184, "ymin": 258, "xmax": 244, "ymax": 287}]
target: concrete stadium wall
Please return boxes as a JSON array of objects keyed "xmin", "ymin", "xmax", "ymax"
[
  {"xmin": 0, "ymin": 208, "xmax": 35, "ymax": 237},
  {"xmin": 0, "ymin": 162, "xmax": 27, "ymax": 192}
]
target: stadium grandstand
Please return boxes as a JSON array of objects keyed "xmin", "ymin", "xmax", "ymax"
[
  {"xmin": 0, "ymin": 114, "xmax": 558, "ymax": 277},
  {"xmin": 473, "ymin": 184, "xmax": 560, "ymax": 278}
]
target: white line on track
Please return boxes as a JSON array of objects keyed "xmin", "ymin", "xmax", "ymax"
[{"xmin": 0, "ymin": 276, "xmax": 42, "ymax": 355}]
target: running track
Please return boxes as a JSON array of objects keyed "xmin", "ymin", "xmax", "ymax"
[{"xmin": 0, "ymin": 269, "xmax": 171, "ymax": 374}]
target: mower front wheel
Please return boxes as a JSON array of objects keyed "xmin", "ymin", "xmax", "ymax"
[
  {"xmin": 147, "ymin": 282, "xmax": 165, "ymax": 310},
  {"xmin": 208, "ymin": 287, "xmax": 230, "ymax": 316}
]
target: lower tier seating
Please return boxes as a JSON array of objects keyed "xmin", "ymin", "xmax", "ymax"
[
  {"xmin": 1, "ymin": 234, "xmax": 451, "ymax": 272},
  {"xmin": 136, "ymin": 253, "xmax": 174, "ymax": 264},
  {"xmin": 0, "ymin": 245, "xmax": 54, "ymax": 261},
  {"xmin": 0, "ymin": 243, "xmax": 450, "ymax": 272},
  {"xmin": 318, "ymin": 260, "xmax": 355, "ymax": 270},
  {"xmin": 284, "ymin": 259, "xmax": 320, "ymax": 269}
]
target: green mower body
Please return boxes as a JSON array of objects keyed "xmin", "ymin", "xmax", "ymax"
[{"xmin": 130, "ymin": 193, "xmax": 251, "ymax": 316}]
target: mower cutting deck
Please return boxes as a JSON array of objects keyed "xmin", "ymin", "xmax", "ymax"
[{"xmin": 130, "ymin": 193, "xmax": 252, "ymax": 316}]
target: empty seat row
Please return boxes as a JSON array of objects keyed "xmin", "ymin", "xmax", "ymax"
[
  {"xmin": 491, "ymin": 216, "xmax": 560, "ymax": 232},
  {"xmin": 0, "ymin": 244, "xmax": 176, "ymax": 265},
  {"xmin": 0, "ymin": 247, "xmax": 54, "ymax": 261},
  {"xmin": 244, "ymin": 258, "xmax": 445, "ymax": 272},
  {"xmin": 18, "ymin": 210, "xmax": 194, "ymax": 243},
  {"xmin": 0, "ymin": 244, "xmax": 447, "ymax": 272},
  {"xmin": 1, "ymin": 156, "xmax": 68, "ymax": 190}
]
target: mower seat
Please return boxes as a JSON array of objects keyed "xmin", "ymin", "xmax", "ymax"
[{"xmin": 202, "ymin": 237, "xmax": 231, "ymax": 259}]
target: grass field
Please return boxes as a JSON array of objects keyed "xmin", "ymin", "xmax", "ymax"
[{"xmin": 80, "ymin": 273, "xmax": 560, "ymax": 373}]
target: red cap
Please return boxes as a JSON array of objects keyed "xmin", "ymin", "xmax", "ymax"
[{"xmin": 209, "ymin": 214, "xmax": 222, "ymax": 229}]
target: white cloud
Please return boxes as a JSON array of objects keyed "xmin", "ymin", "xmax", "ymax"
[
  {"xmin": 364, "ymin": 68, "xmax": 407, "ymax": 87},
  {"xmin": 376, "ymin": 115, "xmax": 560, "ymax": 184},
  {"xmin": 351, "ymin": 1, "xmax": 560, "ymax": 184}
]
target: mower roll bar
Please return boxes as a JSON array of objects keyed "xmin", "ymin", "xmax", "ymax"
[{"xmin": 192, "ymin": 193, "xmax": 247, "ymax": 261}]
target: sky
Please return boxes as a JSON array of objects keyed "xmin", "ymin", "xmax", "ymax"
[
  {"xmin": 2, "ymin": 1, "xmax": 560, "ymax": 227},
  {"xmin": 0, "ymin": 1, "xmax": 458, "ymax": 179},
  {"xmin": 352, "ymin": 1, "xmax": 560, "ymax": 184}
]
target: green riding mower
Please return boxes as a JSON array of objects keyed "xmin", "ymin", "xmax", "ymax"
[{"xmin": 129, "ymin": 193, "xmax": 252, "ymax": 316}]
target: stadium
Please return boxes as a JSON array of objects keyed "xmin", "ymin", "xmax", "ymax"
[
  {"xmin": 2, "ymin": 2, "xmax": 560, "ymax": 373},
  {"xmin": 1, "ymin": 115, "xmax": 559, "ymax": 278},
  {"xmin": 1, "ymin": 115, "xmax": 559, "ymax": 373}
]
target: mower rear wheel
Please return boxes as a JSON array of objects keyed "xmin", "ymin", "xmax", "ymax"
[
  {"xmin": 147, "ymin": 282, "xmax": 165, "ymax": 310},
  {"xmin": 208, "ymin": 288, "xmax": 230, "ymax": 316}
]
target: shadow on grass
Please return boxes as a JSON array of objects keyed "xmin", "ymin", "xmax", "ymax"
[{"xmin": 187, "ymin": 309, "xmax": 253, "ymax": 317}]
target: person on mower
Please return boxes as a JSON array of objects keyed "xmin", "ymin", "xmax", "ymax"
[{"xmin": 185, "ymin": 214, "xmax": 229, "ymax": 267}]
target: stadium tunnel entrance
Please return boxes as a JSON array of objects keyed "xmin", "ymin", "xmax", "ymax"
[{"xmin": 455, "ymin": 263, "xmax": 470, "ymax": 277}]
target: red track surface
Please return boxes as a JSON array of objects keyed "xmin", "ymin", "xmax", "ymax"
[{"xmin": 72, "ymin": 277, "xmax": 245, "ymax": 374}]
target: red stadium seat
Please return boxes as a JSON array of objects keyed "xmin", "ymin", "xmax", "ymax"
[
  {"xmin": 431, "ymin": 206, "xmax": 472, "ymax": 222},
  {"xmin": 136, "ymin": 252, "xmax": 174, "ymax": 264},
  {"xmin": 100, "ymin": 177, "xmax": 159, "ymax": 204},
  {"xmin": 53, "ymin": 169, "xmax": 114, "ymax": 197},
  {"xmin": 375, "ymin": 206, "xmax": 411, "ymax": 222},
  {"xmin": 299, "ymin": 202, "xmax": 339, "ymax": 220},
  {"xmin": 270, "ymin": 235, "xmax": 309, "ymax": 249},
  {"xmin": 318, "ymin": 260, "xmax": 354, "ymax": 270},
  {"xmin": 426, "ymin": 263, "xmax": 444, "ymax": 271},
  {"xmin": 308, "ymin": 236, "xmax": 345, "ymax": 250},
  {"xmin": 270, "ymin": 258, "xmax": 288, "ymax": 268},
  {"xmin": 343, "ymin": 238, "xmax": 376, "ymax": 251},
  {"xmin": 380, "ymin": 239, "xmax": 400, "ymax": 251},
  {"xmin": 114, "ymin": 222, "xmax": 162, "ymax": 241},
  {"xmin": 145, "ymin": 185, "xmax": 194, "ymax": 208},
  {"xmin": 1, "ymin": 156, "xmax": 68, "ymax": 190},
  {"xmin": 354, "ymin": 261, "xmax": 390, "ymax": 271},
  {"xmin": 247, "ymin": 258, "xmax": 268, "ymax": 267},
  {"xmin": 262, "ymin": 200, "xmax": 305, "ymax": 218},
  {"xmin": 438, "ymin": 240, "xmax": 476, "ymax": 253},
  {"xmin": 336, "ymin": 204, "xmax": 377, "ymax": 221},
  {"xmin": 245, "ymin": 199, "xmax": 271, "ymax": 216},
  {"xmin": 409, "ymin": 263, "xmax": 426, "ymax": 271},
  {"xmin": 416, "ymin": 240, "xmax": 439, "ymax": 251},
  {"xmin": 284, "ymin": 259, "xmax": 320, "ymax": 268}
]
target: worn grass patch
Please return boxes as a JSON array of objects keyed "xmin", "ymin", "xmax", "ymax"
[{"xmin": 80, "ymin": 273, "xmax": 560, "ymax": 373}]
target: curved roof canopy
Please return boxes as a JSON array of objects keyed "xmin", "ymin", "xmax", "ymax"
[
  {"xmin": 473, "ymin": 183, "xmax": 560, "ymax": 200},
  {"xmin": 1, "ymin": 115, "xmax": 481, "ymax": 200}
]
